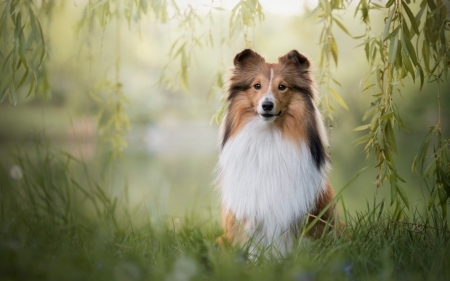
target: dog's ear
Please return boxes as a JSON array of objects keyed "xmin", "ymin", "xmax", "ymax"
[
  {"xmin": 233, "ymin": 49, "xmax": 264, "ymax": 68},
  {"xmin": 280, "ymin": 50, "xmax": 310, "ymax": 68}
]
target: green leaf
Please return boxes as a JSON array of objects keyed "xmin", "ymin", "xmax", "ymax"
[
  {"xmin": 392, "ymin": 103, "xmax": 408, "ymax": 132},
  {"xmin": 90, "ymin": 0, "xmax": 108, "ymax": 11},
  {"xmin": 415, "ymin": 2, "xmax": 426, "ymax": 23},
  {"xmin": 17, "ymin": 66, "xmax": 29, "ymax": 90},
  {"xmin": 379, "ymin": 112, "xmax": 394, "ymax": 120},
  {"xmin": 334, "ymin": 18, "xmax": 351, "ymax": 36},
  {"xmin": 384, "ymin": 25, "xmax": 400, "ymax": 42},
  {"xmin": 401, "ymin": 48, "xmax": 414, "ymax": 77},
  {"xmin": 362, "ymin": 102, "xmax": 379, "ymax": 121},
  {"xmin": 383, "ymin": 6, "xmax": 396, "ymax": 40},
  {"xmin": 428, "ymin": 189, "xmax": 437, "ymax": 210},
  {"xmin": 417, "ymin": 64, "xmax": 425, "ymax": 91},
  {"xmin": 331, "ymin": 77, "xmax": 342, "ymax": 87},
  {"xmin": 384, "ymin": 145, "xmax": 394, "ymax": 163},
  {"xmin": 2, "ymin": 51, "xmax": 12, "ymax": 72},
  {"xmin": 426, "ymin": 0, "xmax": 437, "ymax": 10},
  {"xmin": 390, "ymin": 177, "xmax": 397, "ymax": 206},
  {"xmin": 402, "ymin": 1, "xmax": 420, "ymax": 35},
  {"xmin": 365, "ymin": 41, "xmax": 370, "ymax": 61},
  {"xmin": 34, "ymin": 15, "xmax": 46, "ymax": 68},
  {"xmin": 386, "ymin": 0, "xmax": 396, "ymax": 8},
  {"xmin": 0, "ymin": 73, "xmax": 12, "ymax": 101},
  {"xmin": 401, "ymin": 23, "xmax": 418, "ymax": 65},
  {"xmin": 354, "ymin": 124, "xmax": 370, "ymax": 131},
  {"xmin": 423, "ymin": 157, "xmax": 437, "ymax": 178},
  {"xmin": 168, "ymin": 37, "xmax": 182, "ymax": 56},
  {"xmin": 388, "ymin": 34, "xmax": 398, "ymax": 64},
  {"xmin": 364, "ymin": 138, "xmax": 374, "ymax": 150},
  {"xmin": 174, "ymin": 42, "xmax": 186, "ymax": 58},
  {"xmin": 381, "ymin": 160, "xmax": 388, "ymax": 181},
  {"xmin": 440, "ymin": 168, "xmax": 450, "ymax": 195},
  {"xmin": 353, "ymin": 133, "xmax": 374, "ymax": 145},
  {"xmin": 330, "ymin": 38, "xmax": 338, "ymax": 66},
  {"xmin": 362, "ymin": 84, "xmax": 376, "ymax": 92},
  {"xmin": 438, "ymin": 188, "xmax": 448, "ymax": 206},
  {"xmin": 329, "ymin": 88, "xmax": 349, "ymax": 110},
  {"xmin": 385, "ymin": 121, "xmax": 398, "ymax": 154},
  {"xmin": 397, "ymin": 184, "xmax": 410, "ymax": 208},
  {"xmin": 18, "ymin": 27, "xmax": 28, "ymax": 70},
  {"xmin": 26, "ymin": 78, "xmax": 35, "ymax": 98}
]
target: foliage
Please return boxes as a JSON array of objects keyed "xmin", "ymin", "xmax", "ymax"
[
  {"xmin": 352, "ymin": 0, "xmax": 449, "ymax": 216},
  {"xmin": 229, "ymin": 0, "xmax": 264, "ymax": 47},
  {"xmin": 413, "ymin": 125, "xmax": 450, "ymax": 215},
  {"xmin": 76, "ymin": 0, "xmax": 150, "ymax": 156},
  {"xmin": 0, "ymin": 0, "xmax": 56, "ymax": 104},
  {"xmin": 312, "ymin": 0, "xmax": 449, "ymax": 217},
  {"xmin": 314, "ymin": 0, "xmax": 350, "ymax": 130},
  {"xmin": 1, "ymin": 143, "xmax": 450, "ymax": 280},
  {"xmin": 159, "ymin": 1, "xmax": 211, "ymax": 90}
]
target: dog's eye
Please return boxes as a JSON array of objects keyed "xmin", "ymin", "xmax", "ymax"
[
  {"xmin": 278, "ymin": 84, "xmax": 287, "ymax": 91},
  {"xmin": 254, "ymin": 83, "xmax": 261, "ymax": 90}
]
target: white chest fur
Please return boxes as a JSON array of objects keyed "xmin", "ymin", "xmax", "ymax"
[{"xmin": 218, "ymin": 117, "xmax": 327, "ymax": 254}]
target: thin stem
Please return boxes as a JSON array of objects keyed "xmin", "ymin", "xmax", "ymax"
[
  {"xmin": 436, "ymin": 0, "xmax": 442, "ymax": 130},
  {"xmin": 88, "ymin": 0, "xmax": 92, "ymax": 90},
  {"xmin": 115, "ymin": 5, "xmax": 120, "ymax": 87},
  {"xmin": 437, "ymin": 73, "xmax": 441, "ymax": 130}
]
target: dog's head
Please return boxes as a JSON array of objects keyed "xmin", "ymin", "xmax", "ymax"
[{"xmin": 228, "ymin": 49, "xmax": 315, "ymax": 123}]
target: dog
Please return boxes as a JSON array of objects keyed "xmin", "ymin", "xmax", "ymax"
[{"xmin": 216, "ymin": 49, "xmax": 338, "ymax": 257}]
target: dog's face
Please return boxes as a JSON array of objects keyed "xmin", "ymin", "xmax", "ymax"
[{"xmin": 228, "ymin": 49, "xmax": 314, "ymax": 123}]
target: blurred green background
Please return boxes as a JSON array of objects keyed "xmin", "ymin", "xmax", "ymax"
[{"xmin": 1, "ymin": 0, "xmax": 449, "ymax": 222}]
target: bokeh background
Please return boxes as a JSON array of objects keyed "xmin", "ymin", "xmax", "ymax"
[{"xmin": 1, "ymin": 0, "xmax": 449, "ymax": 223}]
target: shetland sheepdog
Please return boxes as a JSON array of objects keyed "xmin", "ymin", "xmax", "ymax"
[{"xmin": 216, "ymin": 49, "xmax": 338, "ymax": 257}]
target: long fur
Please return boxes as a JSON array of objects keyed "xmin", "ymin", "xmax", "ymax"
[{"xmin": 216, "ymin": 49, "xmax": 337, "ymax": 257}]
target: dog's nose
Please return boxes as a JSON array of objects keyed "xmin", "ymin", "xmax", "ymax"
[{"xmin": 262, "ymin": 101, "xmax": 274, "ymax": 112}]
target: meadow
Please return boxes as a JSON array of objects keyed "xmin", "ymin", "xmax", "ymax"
[{"xmin": 0, "ymin": 137, "xmax": 449, "ymax": 281}]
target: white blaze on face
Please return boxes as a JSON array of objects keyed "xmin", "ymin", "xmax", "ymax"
[{"xmin": 257, "ymin": 68, "xmax": 276, "ymax": 118}]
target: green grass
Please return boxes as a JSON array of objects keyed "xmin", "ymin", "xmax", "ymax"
[{"xmin": 1, "ymin": 139, "xmax": 449, "ymax": 281}]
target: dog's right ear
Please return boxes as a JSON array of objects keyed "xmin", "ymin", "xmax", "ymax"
[{"xmin": 233, "ymin": 49, "xmax": 264, "ymax": 68}]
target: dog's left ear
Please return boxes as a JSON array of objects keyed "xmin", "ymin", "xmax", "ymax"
[
  {"xmin": 280, "ymin": 50, "xmax": 310, "ymax": 68},
  {"xmin": 233, "ymin": 49, "xmax": 265, "ymax": 69}
]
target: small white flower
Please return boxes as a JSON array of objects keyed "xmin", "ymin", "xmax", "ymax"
[
  {"xmin": 10, "ymin": 165, "xmax": 23, "ymax": 180},
  {"xmin": 165, "ymin": 257, "xmax": 197, "ymax": 281}
]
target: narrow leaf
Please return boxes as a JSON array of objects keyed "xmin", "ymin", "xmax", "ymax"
[
  {"xmin": 334, "ymin": 18, "xmax": 351, "ymax": 36},
  {"xmin": 397, "ymin": 184, "xmax": 410, "ymax": 208},
  {"xmin": 354, "ymin": 124, "xmax": 370, "ymax": 131},
  {"xmin": 329, "ymin": 88, "xmax": 349, "ymax": 110},
  {"xmin": 402, "ymin": 1, "xmax": 420, "ymax": 35},
  {"xmin": 379, "ymin": 112, "xmax": 394, "ymax": 120},
  {"xmin": 384, "ymin": 25, "xmax": 400, "ymax": 42},
  {"xmin": 388, "ymin": 34, "xmax": 398, "ymax": 63},
  {"xmin": 383, "ymin": 6, "xmax": 396, "ymax": 40}
]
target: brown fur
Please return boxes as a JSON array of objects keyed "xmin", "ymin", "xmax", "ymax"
[
  {"xmin": 217, "ymin": 210, "xmax": 246, "ymax": 247},
  {"xmin": 305, "ymin": 182, "xmax": 339, "ymax": 239}
]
